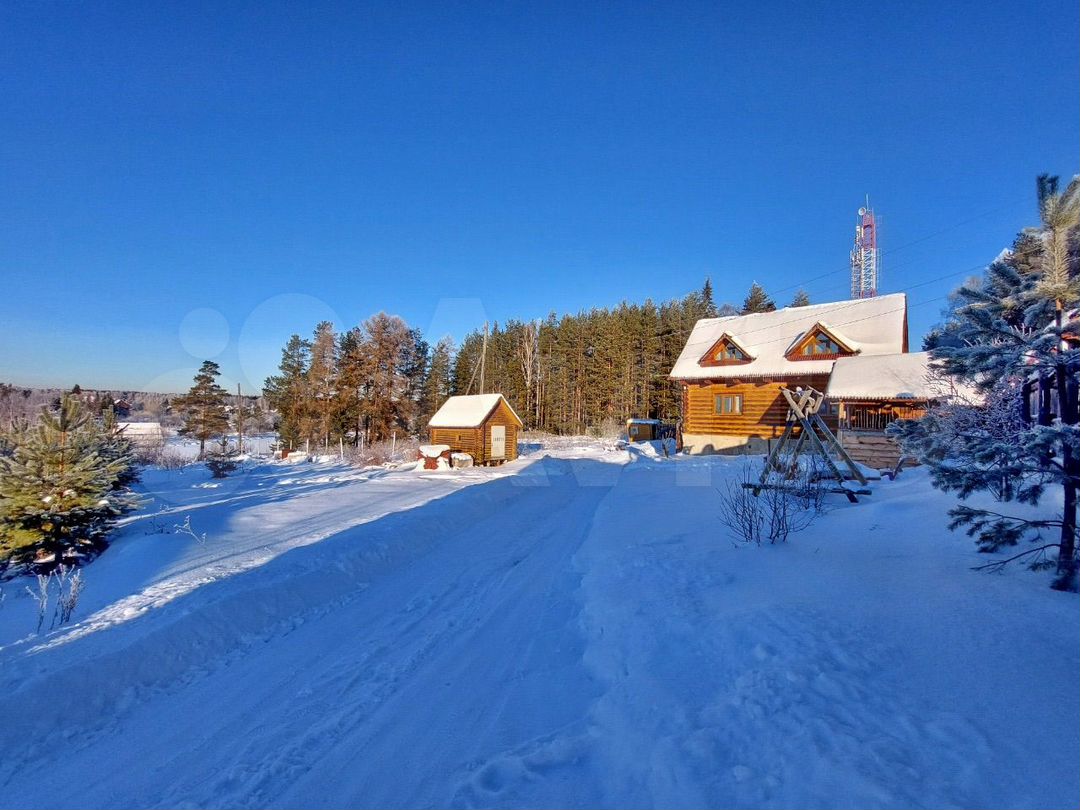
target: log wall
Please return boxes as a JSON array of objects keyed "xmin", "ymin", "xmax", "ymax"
[
  {"xmin": 680, "ymin": 376, "xmax": 835, "ymax": 438},
  {"xmin": 429, "ymin": 399, "xmax": 521, "ymax": 463}
]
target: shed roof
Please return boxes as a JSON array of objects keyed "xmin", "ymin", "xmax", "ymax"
[
  {"xmin": 669, "ymin": 293, "xmax": 908, "ymax": 380},
  {"xmin": 826, "ymin": 351, "xmax": 951, "ymax": 400},
  {"xmin": 428, "ymin": 394, "xmax": 523, "ymax": 428}
]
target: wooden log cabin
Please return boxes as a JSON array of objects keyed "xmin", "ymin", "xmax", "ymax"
[
  {"xmin": 669, "ymin": 293, "xmax": 911, "ymax": 454},
  {"xmin": 428, "ymin": 393, "xmax": 523, "ymax": 464}
]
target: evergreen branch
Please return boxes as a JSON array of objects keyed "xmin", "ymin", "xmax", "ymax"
[{"xmin": 971, "ymin": 544, "xmax": 1061, "ymax": 574}]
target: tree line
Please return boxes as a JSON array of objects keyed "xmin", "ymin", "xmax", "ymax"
[{"xmin": 261, "ymin": 280, "xmax": 809, "ymax": 443}]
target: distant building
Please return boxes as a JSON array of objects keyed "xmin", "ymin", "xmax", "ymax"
[{"xmin": 117, "ymin": 422, "xmax": 165, "ymax": 449}]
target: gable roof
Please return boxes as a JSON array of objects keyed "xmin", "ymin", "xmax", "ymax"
[
  {"xmin": 670, "ymin": 293, "xmax": 908, "ymax": 381},
  {"xmin": 428, "ymin": 393, "xmax": 523, "ymax": 428},
  {"xmin": 699, "ymin": 333, "xmax": 753, "ymax": 366},
  {"xmin": 826, "ymin": 351, "xmax": 966, "ymax": 400},
  {"xmin": 785, "ymin": 321, "xmax": 859, "ymax": 359}
]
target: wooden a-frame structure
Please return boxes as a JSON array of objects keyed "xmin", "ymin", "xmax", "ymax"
[{"xmin": 745, "ymin": 386, "xmax": 873, "ymax": 503}]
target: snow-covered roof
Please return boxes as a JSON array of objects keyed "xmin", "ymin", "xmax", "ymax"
[
  {"xmin": 826, "ymin": 352, "xmax": 953, "ymax": 400},
  {"xmin": 117, "ymin": 422, "xmax": 163, "ymax": 435},
  {"xmin": 669, "ymin": 294, "xmax": 908, "ymax": 380},
  {"xmin": 428, "ymin": 394, "xmax": 523, "ymax": 428}
]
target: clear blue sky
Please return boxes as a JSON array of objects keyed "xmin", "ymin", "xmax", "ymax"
[{"xmin": 2, "ymin": 0, "xmax": 1077, "ymax": 393}]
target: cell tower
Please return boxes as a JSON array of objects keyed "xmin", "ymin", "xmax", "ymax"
[{"xmin": 849, "ymin": 198, "xmax": 879, "ymax": 299}]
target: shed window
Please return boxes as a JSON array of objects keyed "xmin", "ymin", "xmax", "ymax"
[{"xmin": 714, "ymin": 394, "xmax": 743, "ymax": 415}]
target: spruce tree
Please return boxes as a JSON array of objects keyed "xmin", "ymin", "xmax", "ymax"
[
  {"xmin": 790, "ymin": 289, "xmax": 811, "ymax": 307},
  {"xmin": 891, "ymin": 175, "xmax": 1080, "ymax": 590},
  {"xmin": 0, "ymin": 396, "xmax": 137, "ymax": 566},
  {"xmin": 174, "ymin": 361, "xmax": 231, "ymax": 458},
  {"xmin": 741, "ymin": 282, "xmax": 776, "ymax": 314},
  {"xmin": 700, "ymin": 277, "xmax": 718, "ymax": 318}
]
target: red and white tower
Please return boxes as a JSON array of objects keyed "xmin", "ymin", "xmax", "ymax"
[{"xmin": 850, "ymin": 200, "xmax": 879, "ymax": 299}]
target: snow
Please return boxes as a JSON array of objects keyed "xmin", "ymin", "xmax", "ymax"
[
  {"xmin": 428, "ymin": 393, "xmax": 522, "ymax": 428},
  {"xmin": 670, "ymin": 293, "xmax": 909, "ymax": 380},
  {"xmin": 828, "ymin": 351, "xmax": 953, "ymax": 400},
  {"xmin": 418, "ymin": 444, "xmax": 451, "ymax": 457},
  {"xmin": 0, "ymin": 442, "xmax": 1076, "ymax": 808}
]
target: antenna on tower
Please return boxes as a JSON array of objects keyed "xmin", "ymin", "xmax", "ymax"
[{"xmin": 850, "ymin": 198, "xmax": 879, "ymax": 299}]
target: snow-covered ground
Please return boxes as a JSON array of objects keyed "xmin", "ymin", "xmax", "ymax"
[{"xmin": 0, "ymin": 441, "xmax": 1076, "ymax": 808}]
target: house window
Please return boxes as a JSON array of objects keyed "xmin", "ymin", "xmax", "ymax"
[
  {"xmin": 714, "ymin": 394, "xmax": 743, "ymax": 415},
  {"xmin": 715, "ymin": 343, "xmax": 747, "ymax": 362},
  {"xmin": 801, "ymin": 333, "xmax": 843, "ymax": 356}
]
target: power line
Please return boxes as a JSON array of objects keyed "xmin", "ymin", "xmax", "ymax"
[
  {"xmin": 661, "ymin": 240, "xmax": 1046, "ymax": 345},
  {"xmin": 769, "ymin": 197, "xmax": 1025, "ymax": 298}
]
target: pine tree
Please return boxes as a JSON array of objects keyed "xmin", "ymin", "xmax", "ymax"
[
  {"xmin": 789, "ymin": 289, "xmax": 811, "ymax": 307},
  {"xmin": 891, "ymin": 175, "xmax": 1080, "ymax": 590},
  {"xmin": 419, "ymin": 337, "xmax": 454, "ymax": 427},
  {"xmin": 0, "ymin": 396, "xmax": 137, "ymax": 566},
  {"xmin": 264, "ymin": 335, "xmax": 311, "ymax": 450},
  {"xmin": 205, "ymin": 435, "xmax": 241, "ymax": 479},
  {"xmin": 174, "ymin": 361, "xmax": 231, "ymax": 458},
  {"xmin": 97, "ymin": 408, "xmax": 139, "ymax": 490},
  {"xmin": 741, "ymin": 282, "xmax": 776, "ymax": 314},
  {"xmin": 307, "ymin": 321, "xmax": 339, "ymax": 450},
  {"xmin": 362, "ymin": 313, "xmax": 415, "ymax": 441}
]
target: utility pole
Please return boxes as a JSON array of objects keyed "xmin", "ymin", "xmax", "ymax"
[
  {"xmin": 236, "ymin": 383, "xmax": 243, "ymax": 454},
  {"xmin": 480, "ymin": 321, "xmax": 489, "ymax": 395}
]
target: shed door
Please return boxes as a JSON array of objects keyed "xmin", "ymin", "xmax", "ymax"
[{"xmin": 490, "ymin": 425, "xmax": 506, "ymax": 459}]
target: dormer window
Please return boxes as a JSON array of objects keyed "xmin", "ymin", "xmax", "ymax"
[
  {"xmin": 787, "ymin": 323, "xmax": 857, "ymax": 361},
  {"xmin": 700, "ymin": 334, "xmax": 753, "ymax": 367},
  {"xmin": 801, "ymin": 333, "xmax": 843, "ymax": 356},
  {"xmin": 717, "ymin": 343, "xmax": 748, "ymax": 362}
]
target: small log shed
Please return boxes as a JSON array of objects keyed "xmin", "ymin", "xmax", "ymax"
[{"xmin": 428, "ymin": 393, "xmax": 523, "ymax": 465}]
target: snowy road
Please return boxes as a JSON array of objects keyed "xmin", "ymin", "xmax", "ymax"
[{"xmin": 0, "ymin": 450, "xmax": 1077, "ymax": 808}]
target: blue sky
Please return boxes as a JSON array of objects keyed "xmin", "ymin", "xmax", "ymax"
[{"xmin": 1, "ymin": 0, "xmax": 1077, "ymax": 392}]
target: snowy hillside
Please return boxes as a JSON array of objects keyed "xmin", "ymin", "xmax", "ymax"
[{"xmin": 0, "ymin": 442, "xmax": 1076, "ymax": 808}]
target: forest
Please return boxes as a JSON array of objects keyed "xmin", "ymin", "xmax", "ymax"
[{"xmin": 262, "ymin": 280, "xmax": 805, "ymax": 446}]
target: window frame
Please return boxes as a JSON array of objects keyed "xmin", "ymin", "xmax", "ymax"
[{"xmin": 714, "ymin": 393, "xmax": 744, "ymax": 415}]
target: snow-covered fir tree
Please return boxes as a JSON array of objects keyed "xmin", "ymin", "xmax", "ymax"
[{"xmin": 891, "ymin": 174, "xmax": 1080, "ymax": 590}]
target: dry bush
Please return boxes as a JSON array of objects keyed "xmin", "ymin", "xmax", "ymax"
[
  {"xmin": 719, "ymin": 462, "xmax": 829, "ymax": 545},
  {"xmin": 588, "ymin": 417, "xmax": 624, "ymax": 440},
  {"xmin": 346, "ymin": 436, "xmax": 422, "ymax": 467}
]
